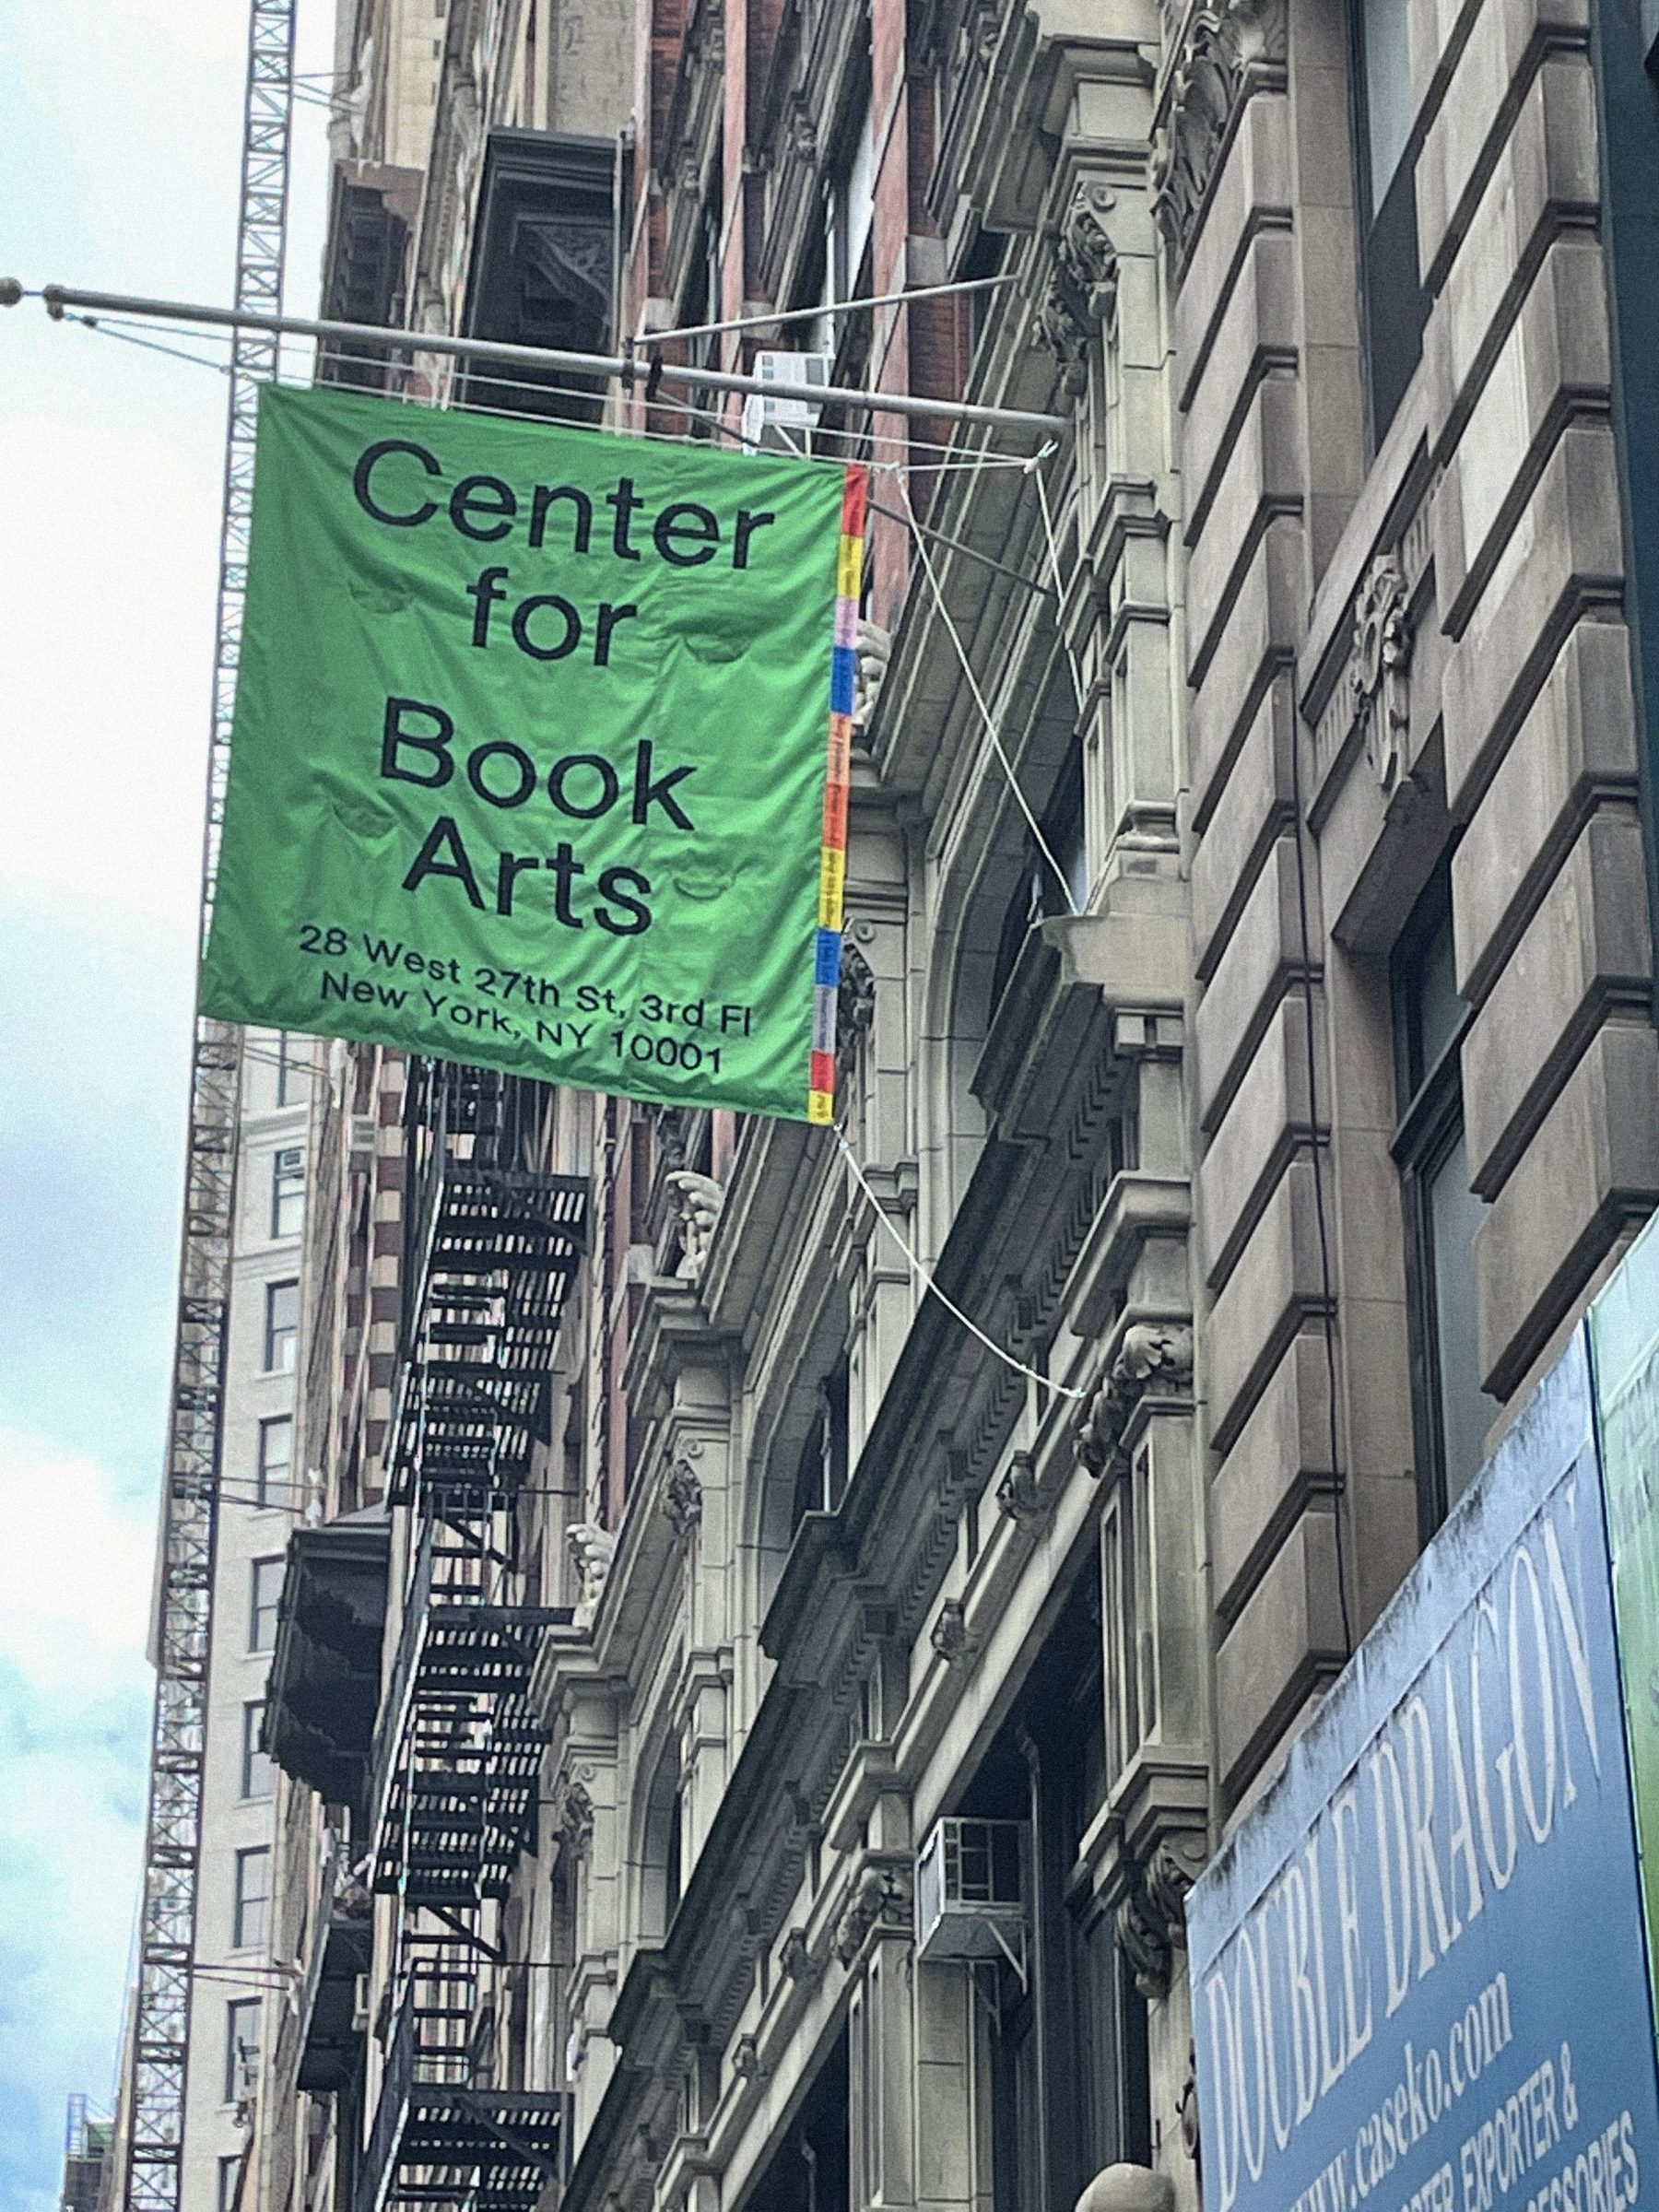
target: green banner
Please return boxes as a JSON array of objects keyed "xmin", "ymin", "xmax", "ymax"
[{"xmin": 200, "ymin": 384, "xmax": 864, "ymax": 1120}]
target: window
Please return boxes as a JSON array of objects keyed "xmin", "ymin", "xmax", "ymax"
[
  {"xmin": 271, "ymin": 1147, "xmax": 305, "ymax": 1238},
  {"xmin": 1393, "ymin": 873, "xmax": 1494, "ymax": 1526},
  {"xmin": 276, "ymin": 1031, "xmax": 306, "ymax": 1106},
  {"xmin": 990, "ymin": 741, "xmax": 1088, "ymax": 1009},
  {"xmin": 224, "ymin": 1998, "xmax": 260, "ymax": 2102},
  {"xmin": 233, "ymin": 1847, "xmax": 270, "ymax": 1949},
  {"xmin": 250, "ymin": 1557, "xmax": 284, "ymax": 1653},
  {"xmin": 218, "ymin": 2155, "xmax": 243, "ymax": 2212},
  {"xmin": 256, "ymin": 1415, "xmax": 292, "ymax": 1507},
  {"xmin": 1353, "ymin": 0, "xmax": 1428, "ymax": 440},
  {"xmin": 791, "ymin": 1359, "xmax": 851, "ymax": 1530},
  {"xmin": 264, "ymin": 1279, "xmax": 299, "ymax": 1371},
  {"xmin": 960, "ymin": 1564, "xmax": 1149, "ymax": 2206},
  {"xmin": 241, "ymin": 1701, "xmax": 274, "ymax": 1800}
]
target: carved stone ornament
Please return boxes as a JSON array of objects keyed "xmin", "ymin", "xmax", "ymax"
[
  {"xmin": 969, "ymin": 0, "xmax": 1002, "ymax": 65},
  {"xmin": 995, "ymin": 1451, "xmax": 1046, "ymax": 1528},
  {"xmin": 557, "ymin": 1775, "xmax": 596, "ymax": 1847},
  {"xmin": 780, "ymin": 1928, "xmax": 818, "ymax": 1984},
  {"xmin": 787, "ymin": 92, "xmax": 818, "ymax": 162},
  {"xmin": 929, "ymin": 1596, "xmax": 979, "ymax": 1670},
  {"xmin": 1114, "ymin": 1832, "xmax": 1208, "ymax": 1997},
  {"xmin": 1076, "ymin": 1324, "xmax": 1194, "ymax": 1482},
  {"xmin": 852, "ymin": 618, "xmax": 891, "ymax": 734},
  {"xmin": 836, "ymin": 938, "xmax": 877, "ymax": 1086},
  {"xmin": 833, "ymin": 1864, "xmax": 913, "ymax": 1965},
  {"xmin": 666, "ymin": 1169, "xmax": 724, "ymax": 1284},
  {"xmin": 1152, "ymin": 0, "xmax": 1288, "ymax": 265},
  {"xmin": 664, "ymin": 1451, "xmax": 703, "ymax": 1540},
  {"xmin": 732, "ymin": 2034, "xmax": 767, "ymax": 2082},
  {"xmin": 1033, "ymin": 181, "xmax": 1120, "ymax": 397},
  {"xmin": 1349, "ymin": 552, "xmax": 1412, "ymax": 793},
  {"xmin": 568, "ymin": 1522, "xmax": 616, "ymax": 1629}
]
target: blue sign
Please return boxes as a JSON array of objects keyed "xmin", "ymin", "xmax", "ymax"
[{"xmin": 1188, "ymin": 1333, "xmax": 1659, "ymax": 2212}]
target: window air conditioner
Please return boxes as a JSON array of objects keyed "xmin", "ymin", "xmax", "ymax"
[
  {"xmin": 349, "ymin": 1113, "xmax": 377, "ymax": 1171},
  {"xmin": 914, "ymin": 1817, "xmax": 1029, "ymax": 1985},
  {"xmin": 741, "ymin": 351, "xmax": 832, "ymax": 453}
]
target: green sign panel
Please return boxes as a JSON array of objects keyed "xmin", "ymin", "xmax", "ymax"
[{"xmin": 201, "ymin": 384, "xmax": 865, "ymax": 1121}]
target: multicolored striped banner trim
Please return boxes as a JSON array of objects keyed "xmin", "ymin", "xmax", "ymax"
[{"xmin": 808, "ymin": 463, "xmax": 869, "ymax": 1124}]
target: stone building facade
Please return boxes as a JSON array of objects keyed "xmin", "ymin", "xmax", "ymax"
[{"xmin": 220, "ymin": 3, "xmax": 1659, "ymax": 2212}]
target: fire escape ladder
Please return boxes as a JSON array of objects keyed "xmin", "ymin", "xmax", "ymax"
[{"xmin": 359, "ymin": 1065, "xmax": 585, "ymax": 2212}]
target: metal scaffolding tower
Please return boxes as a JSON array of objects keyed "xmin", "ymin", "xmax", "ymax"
[{"xmin": 119, "ymin": 6, "xmax": 296, "ymax": 2206}]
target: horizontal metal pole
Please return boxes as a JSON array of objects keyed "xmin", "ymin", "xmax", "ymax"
[
  {"xmin": 634, "ymin": 272, "xmax": 1017, "ymax": 349},
  {"xmin": 1, "ymin": 280, "xmax": 1069, "ymax": 434}
]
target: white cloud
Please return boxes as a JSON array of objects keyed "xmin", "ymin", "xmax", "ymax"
[
  {"xmin": 0, "ymin": 1, "xmax": 335, "ymax": 2203},
  {"xmin": 0, "ymin": 1426, "xmax": 155, "ymax": 1699}
]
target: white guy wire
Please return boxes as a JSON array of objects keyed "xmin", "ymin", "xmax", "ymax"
[
  {"xmin": 891, "ymin": 472, "xmax": 1082, "ymax": 914},
  {"xmin": 1030, "ymin": 451, "xmax": 1086, "ymax": 710},
  {"xmin": 834, "ymin": 1128, "xmax": 1085, "ymax": 1401}
]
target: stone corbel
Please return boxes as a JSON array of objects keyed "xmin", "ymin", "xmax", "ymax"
[
  {"xmin": 786, "ymin": 91, "xmax": 818, "ymax": 162},
  {"xmin": 852, "ymin": 618, "xmax": 891, "ymax": 735},
  {"xmin": 837, "ymin": 937, "xmax": 877, "ymax": 1087},
  {"xmin": 1033, "ymin": 179, "xmax": 1120, "ymax": 397},
  {"xmin": 1075, "ymin": 1324, "xmax": 1194, "ymax": 1482},
  {"xmin": 666, "ymin": 1171, "xmax": 724, "ymax": 1284},
  {"xmin": 664, "ymin": 1447, "xmax": 704, "ymax": 1541},
  {"xmin": 555, "ymin": 1773, "xmax": 596, "ymax": 1850},
  {"xmin": 832, "ymin": 1862, "xmax": 913, "ymax": 1966},
  {"xmin": 1152, "ymin": 0, "xmax": 1288, "ymax": 266},
  {"xmin": 929, "ymin": 1596, "xmax": 981, "ymax": 1671},
  {"xmin": 994, "ymin": 1450, "xmax": 1047, "ymax": 1528},
  {"xmin": 1109, "ymin": 1830, "xmax": 1210, "ymax": 1998},
  {"xmin": 568, "ymin": 1523, "xmax": 616, "ymax": 1630},
  {"xmin": 1349, "ymin": 552, "xmax": 1412, "ymax": 794},
  {"xmin": 779, "ymin": 1928, "xmax": 819, "ymax": 1985}
]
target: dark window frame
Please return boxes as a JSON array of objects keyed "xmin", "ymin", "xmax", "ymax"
[
  {"xmin": 1390, "ymin": 871, "xmax": 1488, "ymax": 1533},
  {"xmin": 271, "ymin": 1147, "xmax": 305, "ymax": 1239},
  {"xmin": 275, "ymin": 1032, "xmax": 305, "ymax": 1107},
  {"xmin": 1349, "ymin": 0, "xmax": 1430, "ymax": 444},
  {"xmin": 232, "ymin": 1845, "xmax": 270, "ymax": 1951},
  {"xmin": 263, "ymin": 1278, "xmax": 299, "ymax": 1371},
  {"xmin": 791, "ymin": 1357, "xmax": 852, "ymax": 1530},
  {"xmin": 255, "ymin": 1414, "xmax": 292, "ymax": 1508},
  {"xmin": 250, "ymin": 1557, "xmax": 284, "ymax": 1653},
  {"xmin": 224, "ymin": 1998, "xmax": 260, "ymax": 2103},
  {"xmin": 241, "ymin": 1700, "xmax": 273, "ymax": 1800}
]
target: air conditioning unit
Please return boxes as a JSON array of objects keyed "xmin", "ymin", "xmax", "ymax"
[
  {"xmin": 348, "ymin": 1112, "xmax": 377, "ymax": 1171},
  {"xmin": 741, "ymin": 351, "xmax": 832, "ymax": 453},
  {"xmin": 915, "ymin": 1818, "xmax": 1029, "ymax": 1984}
]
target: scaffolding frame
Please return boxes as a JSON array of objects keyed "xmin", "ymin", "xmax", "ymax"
[{"xmin": 119, "ymin": 6, "xmax": 296, "ymax": 2206}]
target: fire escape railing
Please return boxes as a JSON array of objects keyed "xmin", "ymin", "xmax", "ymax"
[
  {"xmin": 355, "ymin": 1979, "xmax": 569, "ymax": 2212},
  {"xmin": 360, "ymin": 1062, "xmax": 585, "ymax": 2212}
]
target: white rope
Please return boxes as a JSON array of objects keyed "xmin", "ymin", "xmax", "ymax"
[
  {"xmin": 834, "ymin": 1127, "xmax": 1086, "ymax": 1401},
  {"xmin": 891, "ymin": 472, "xmax": 1082, "ymax": 915},
  {"xmin": 1030, "ymin": 453, "xmax": 1086, "ymax": 710}
]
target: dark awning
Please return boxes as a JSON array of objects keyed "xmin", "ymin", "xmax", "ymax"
[{"xmin": 265, "ymin": 1512, "xmax": 390, "ymax": 1819}]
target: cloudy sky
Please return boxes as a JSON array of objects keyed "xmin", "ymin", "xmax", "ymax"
[{"xmin": 0, "ymin": 6, "xmax": 329, "ymax": 2205}]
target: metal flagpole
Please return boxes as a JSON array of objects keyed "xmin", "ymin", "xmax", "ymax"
[{"xmin": 0, "ymin": 278, "xmax": 1070, "ymax": 435}]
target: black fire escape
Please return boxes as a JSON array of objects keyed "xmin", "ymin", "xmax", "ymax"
[{"xmin": 358, "ymin": 1064, "xmax": 587, "ymax": 2212}]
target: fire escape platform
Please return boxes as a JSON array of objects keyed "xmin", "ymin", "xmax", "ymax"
[{"xmin": 389, "ymin": 1158, "xmax": 587, "ymax": 1509}]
